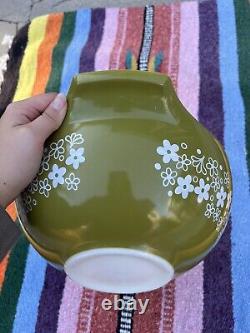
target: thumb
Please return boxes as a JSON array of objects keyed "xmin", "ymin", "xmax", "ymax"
[{"xmin": 29, "ymin": 93, "xmax": 67, "ymax": 141}]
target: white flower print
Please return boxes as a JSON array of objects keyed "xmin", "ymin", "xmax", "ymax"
[
  {"xmin": 160, "ymin": 167, "xmax": 177, "ymax": 187},
  {"xmin": 154, "ymin": 138, "xmax": 231, "ymax": 232},
  {"xmin": 156, "ymin": 139, "xmax": 179, "ymax": 164},
  {"xmin": 48, "ymin": 164, "xmax": 66, "ymax": 188},
  {"xmin": 175, "ymin": 175, "xmax": 194, "ymax": 199},
  {"xmin": 216, "ymin": 217, "xmax": 224, "ymax": 232},
  {"xmin": 206, "ymin": 157, "xmax": 219, "ymax": 177},
  {"xmin": 224, "ymin": 172, "xmax": 230, "ymax": 187},
  {"xmin": 39, "ymin": 148, "xmax": 50, "ymax": 175},
  {"xmin": 23, "ymin": 193, "xmax": 32, "ymax": 212},
  {"xmin": 39, "ymin": 178, "xmax": 52, "ymax": 198},
  {"xmin": 65, "ymin": 132, "xmax": 84, "ymax": 148},
  {"xmin": 191, "ymin": 154, "xmax": 207, "ymax": 175},
  {"xmin": 226, "ymin": 191, "xmax": 232, "ymax": 210},
  {"xmin": 216, "ymin": 186, "xmax": 227, "ymax": 208},
  {"xmin": 210, "ymin": 176, "xmax": 220, "ymax": 192},
  {"xmin": 176, "ymin": 154, "xmax": 191, "ymax": 171},
  {"xmin": 27, "ymin": 177, "xmax": 39, "ymax": 194},
  {"xmin": 213, "ymin": 208, "xmax": 221, "ymax": 222},
  {"xmin": 205, "ymin": 203, "xmax": 215, "ymax": 218},
  {"xmin": 65, "ymin": 173, "xmax": 80, "ymax": 191},
  {"xmin": 66, "ymin": 147, "xmax": 85, "ymax": 170},
  {"xmin": 194, "ymin": 178, "xmax": 210, "ymax": 203},
  {"xmin": 49, "ymin": 139, "xmax": 65, "ymax": 160}
]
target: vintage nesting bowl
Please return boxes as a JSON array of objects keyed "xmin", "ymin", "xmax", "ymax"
[{"xmin": 17, "ymin": 71, "xmax": 232, "ymax": 293}]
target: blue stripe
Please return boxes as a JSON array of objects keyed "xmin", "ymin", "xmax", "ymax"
[
  {"xmin": 60, "ymin": 9, "xmax": 91, "ymax": 94},
  {"xmin": 217, "ymin": 0, "xmax": 250, "ymax": 331},
  {"xmin": 12, "ymin": 246, "xmax": 47, "ymax": 333}
]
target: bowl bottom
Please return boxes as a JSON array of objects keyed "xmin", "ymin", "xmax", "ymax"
[{"xmin": 64, "ymin": 248, "xmax": 174, "ymax": 293}]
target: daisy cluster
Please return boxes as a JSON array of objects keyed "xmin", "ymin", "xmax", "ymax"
[
  {"xmin": 23, "ymin": 132, "xmax": 86, "ymax": 212},
  {"xmin": 154, "ymin": 139, "xmax": 232, "ymax": 232}
]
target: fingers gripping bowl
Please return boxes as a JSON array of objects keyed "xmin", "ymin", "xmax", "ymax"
[{"xmin": 17, "ymin": 71, "xmax": 232, "ymax": 293}]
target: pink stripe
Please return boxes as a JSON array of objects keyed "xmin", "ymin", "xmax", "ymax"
[
  {"xmin": 110, "ymin": 8, "xmax": 128, "ymax": 69},
  {"xmin": 77, "ymin": 289, "xmax": 96, "ymax": 333},
  {"xmin": 159, "ymin": 283, "xmax": 175, "ymax": 333},
  {"xmin": 173, "ymin": 3, "xmax": 203, "ymax": 333},
  {"xmin": 168, "ymin": 3, "xmax": 180, "ymax": 88},
  {"xmin": 159, "ymin": 285, "xmax": 168, "ymax": 333},
  {"xmin": 95, "ymin": 8, "xmax": 119, "ymax": 70},
  {"xmin": 177, "ymin": 1, "xmax": 200, "ymax": 118},
  {"xmin": 56, "ymin": 277, "xmax": 83, "ymax": 333}
]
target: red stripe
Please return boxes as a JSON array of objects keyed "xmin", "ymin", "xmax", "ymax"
[
  {"xmin": 150, "ymin": 5, "xmax": 171, "ymax": 72},
  {"xmin": 159, "ymin": 282, "xmax": 175, "ymax": 333},
  {"xmin": 168, "ymin": 3, "xmax": 181, "ymax": 88},
  {"xmin": 76, "ymin": 289, "xmax": 95, "ymax": 333},
  {"xmin": 118, "ymin": 7, "xmax": 144, "ymax": 69},
  {"xmin": 109, "ymin": 8, "xmax": 127, "ymax": 69},
  {"xmin": 133, "ymin": 289, "xmax": 163, "ymax": 333},
  {"xmin": 90, "ymin": 292, "xmax": 117, "ymax": 333}
]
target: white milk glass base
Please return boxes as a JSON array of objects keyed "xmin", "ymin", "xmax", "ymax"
[{"xmin": 64, "ymin": 247, "xmax": 174, "ymax": 293}]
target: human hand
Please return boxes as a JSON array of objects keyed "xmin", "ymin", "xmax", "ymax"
[{"xmin": 0, "ymin": 93, "xmax": 67, "ymax": 208}]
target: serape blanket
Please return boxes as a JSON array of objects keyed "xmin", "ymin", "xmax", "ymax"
[{"xmin": 0, "ymin": 0, "xmax": 249, "ymax": 332}]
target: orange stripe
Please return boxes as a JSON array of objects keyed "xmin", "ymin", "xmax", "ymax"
[
  {"xmin": 32, "ymin": 13, "xmax": 63, "ymax": 95},
  {"xmin": 0, "ymin": 202, "xmax": 18, "ymax": 288},
  {"xmin": 0, "ymin": 255, "xmax": 9, "ymax": 290},
  {"xmin": 6, "ymin": 201, "xmax": 17, "ymax": 221}
]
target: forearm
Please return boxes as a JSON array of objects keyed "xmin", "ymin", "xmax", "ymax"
[{"xmin": 0, "ymin": 179, "xmax": 13, "ymax": 208}]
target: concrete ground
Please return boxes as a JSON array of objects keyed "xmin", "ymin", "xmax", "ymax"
[{"xmin": 0, "ymin": 0, "xmax": 192, "ymax": 84}]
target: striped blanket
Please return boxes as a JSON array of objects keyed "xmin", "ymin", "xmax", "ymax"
[{"xmin": 0, "ymin": 0, "xmax": 249, "ymax": 332}]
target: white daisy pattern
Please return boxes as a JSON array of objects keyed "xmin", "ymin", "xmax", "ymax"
[
  {"xmin": 39, "ymin": 178, "xmax": 52, "ymax": 198},
  {"xmin": 155, "ymin": 137, "xmax": 232, "ymax": 232},
  {"xmin": 206, "ymin": 157, "xmax": 219, "ymax": 177},
  {"xmin": 65, "ymin": 173, "xmax": 80, "ymax": 191},
  {"xmin": 194, "ymin": 178, "xmax": 210, "ymax": 203},
  {"xmin": 157, "ymin": 139, "xmax": 179, "ymax": 163},
  {"xmin": 27, "ymin": 177, "xmax": 39, "ymax": 194},
  {"xmin": 23, "ymin": 132, "xmax": 86, "ymax": 210},
  {"xmin": 49, "ymin": 139, "xmax": 65, "ymax": 160},
  {"xmin": 226, "ymin": 191, "xmax": 232, "ymax": 210},
  {"xmin": 211, "ymin": 176, "xmax": 220, "ymax": 192},
  {"xmin": 176, "ymin": 154, "xmax": 191, "ymax": 171},
  {"xmin": 175, "ymin": 175, "xmax": 194, "ymax": 199},
  {"xmin": 66, "ymin": 147, "xmax": 85, "ymax": 170},
  {"xmin": 160, "ymin": 167, "xmax": 177, "ymax": 187},
  {"xmin": 216, "ymin": 186, "xmax": 227, "ymax": 208},
  {"xmin": 205, "ymin": 203, "xmax": 215, "ymax": 218},
  {"xmin": 224, "ymin": 172, "xmax": 230, "ymax": 187},
  {"xmin": 39, "ymin": 148, "xmax": 50, "ymax": 175},
  {"xmin": 48, "ymin": 164, "xmax": 66, "ymax": 188},
  {"xmin": 213, "ymin": 208, "xmax": 221, "ymax": 222},
  {"xmin": 23, "ymin": 193, "xmax": 32, "ymax": 212}
]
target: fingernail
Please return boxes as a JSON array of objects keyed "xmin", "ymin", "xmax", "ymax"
[{"xmin": 51, "ymin": 93, "xmax": 66, "ymax": 111}]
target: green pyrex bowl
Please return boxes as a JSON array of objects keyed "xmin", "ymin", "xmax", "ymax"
[{"xmin": 17, "ymin": 71, "xmax": 232, "ymax": 293}]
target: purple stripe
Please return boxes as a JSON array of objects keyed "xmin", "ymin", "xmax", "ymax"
[
  {"xmin": 35, "ymin": 266, "xmax": 66, "ymax": 333},
  {"xmin": 79, "ymin": 8, "xmax": 106, "ymax": 72},
  {"xmin": 199, "ymin": 1, "xmax": 233, "ymax": 331}
]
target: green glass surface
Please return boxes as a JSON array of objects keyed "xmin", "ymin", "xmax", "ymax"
[{"xmin": 17, "ymin": 70, "xmax": 232, "ymax": 273}]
